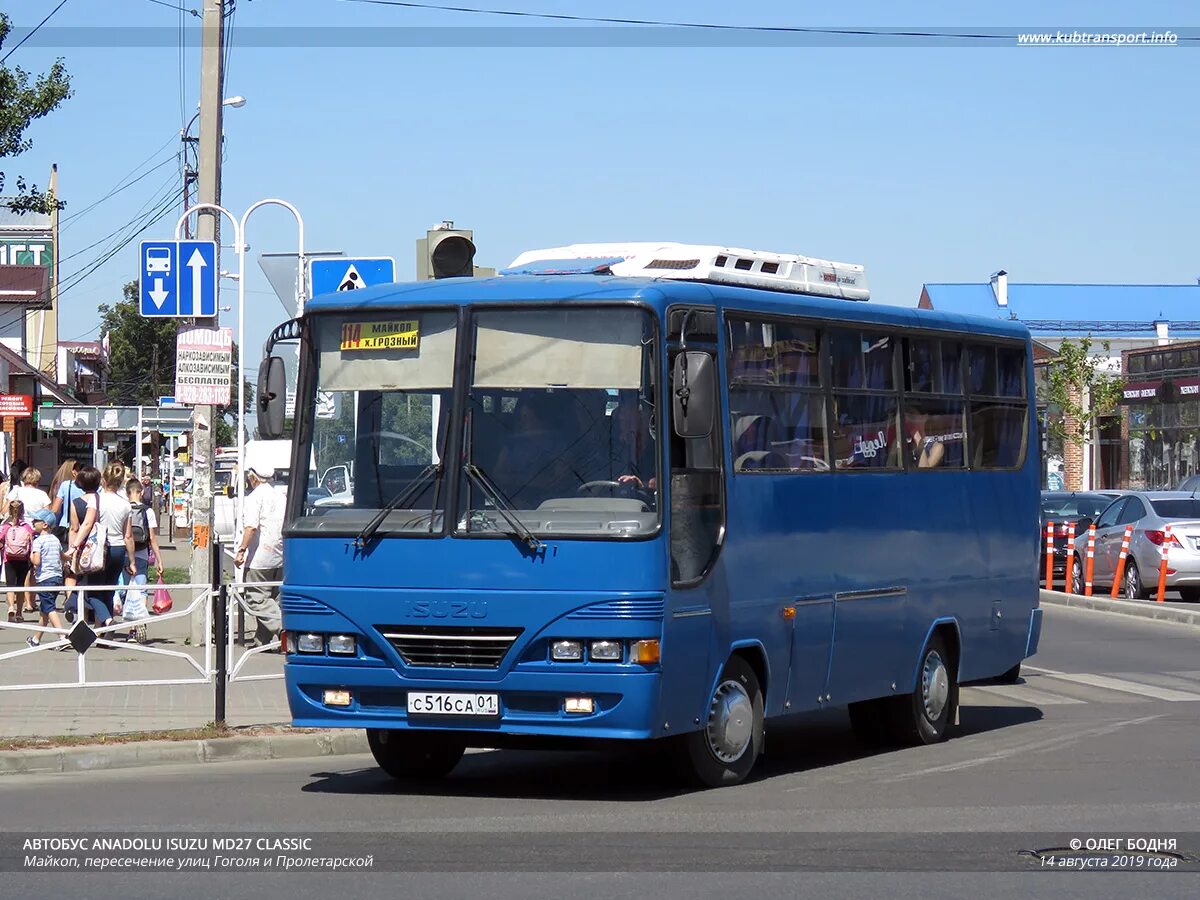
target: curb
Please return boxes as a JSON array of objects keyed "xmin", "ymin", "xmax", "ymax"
[
  {"xmin": 1040, "ymin": 589, "xmax": 1200, "ymax": 627},
  {"xmin": 0, "ymin": 729, "xmax": 369, "ymax": 777}
]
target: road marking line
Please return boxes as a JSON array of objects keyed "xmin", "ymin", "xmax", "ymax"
[
  {"xmin": 1024, "ymin": 665, "xmax": 1200, "ymax": 702},
  {"xmin": 870, "ymin": 715, "xmax": 1165, "ymax": 782},
  {"xmin": 963, "ymin": 684, "xmax": 1085, "ymax": 705}
]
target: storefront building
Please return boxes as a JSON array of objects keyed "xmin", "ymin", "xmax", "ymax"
[
  {"xmin": 1120, "ymin": 341, "xmax": 1200, "ymax": 490},
  {"xmin": 920, "ymin": 272, "xmax": 1200, "ymax": 491}
]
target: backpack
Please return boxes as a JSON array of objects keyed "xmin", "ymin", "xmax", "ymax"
[
  {"xmin": 130, "ymin": 502, "xmax": 149, "ymax": 548},
  {"xmin": 3, "ymin": 523, "xmax": 31, "ymax": 561}
]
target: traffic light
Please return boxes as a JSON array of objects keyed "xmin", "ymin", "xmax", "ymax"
[{"xmin": 417, "ymin": 221, "xmax": 476, "ymax": 280}]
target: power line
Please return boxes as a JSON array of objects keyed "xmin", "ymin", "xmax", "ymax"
[
  {"xmin": 0, "ymin": 0, "xmax": 72, "ymax": 63},
  {"xmin": 143, "ymin": 0, "xmax": 200, "ymax": 17},
  {"xmin": 56, "ymin": 185, "xmax": 181, "ymax": 302},
  {"xmin": 60, "ymin": 150, "xmax": 177, "ymax": 230},
  {"xmin": 58, "ymin": 171, "xmax": 179, "ymax": 264},
  {"xmin": 334, "ymin": 0, "xmax": 1011, "ymax": 39}
]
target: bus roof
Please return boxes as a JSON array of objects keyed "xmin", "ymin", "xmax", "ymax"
[{"xmin": 303, "ymin": 274, "xmax": 1030, "ymax": 342}]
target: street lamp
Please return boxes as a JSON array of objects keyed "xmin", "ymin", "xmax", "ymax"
[{"xmin": 181, "ymin": 96, "xmax": 247, "ymax": 238}]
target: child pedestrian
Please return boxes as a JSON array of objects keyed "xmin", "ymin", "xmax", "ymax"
[
  {"xmin": 26, "ymin": 509, "xmax": 66, "ymax": 648},
  {"xmin": 2, "ymin": 500, "xmax": 34, "ymax": 622},
  {"xmin": 120, "ymin": 478, "xmax": 160, "ymax": 643}
]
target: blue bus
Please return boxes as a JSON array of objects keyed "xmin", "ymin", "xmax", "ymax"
[{"xmin": 258, "ymin": 243, "xmax": 1041, "ymax": 788}]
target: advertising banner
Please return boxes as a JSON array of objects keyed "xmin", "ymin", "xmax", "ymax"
[{"xmin": 175, "ymin": 326, "xmax": 233, "ymax": 405}]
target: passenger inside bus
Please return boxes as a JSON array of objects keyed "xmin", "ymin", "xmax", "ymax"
[
  {"xmin": 610, "ymin": 392, "xmax": 657, "ymax": 490},
  {"xmin": 490, "ymin": 391, "xmax": 592, "ymax": 507}
]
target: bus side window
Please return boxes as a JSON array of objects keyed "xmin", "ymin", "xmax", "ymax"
[{"xmin": 669, "ymin": 346, "xmax": 724, "ymax": 586}]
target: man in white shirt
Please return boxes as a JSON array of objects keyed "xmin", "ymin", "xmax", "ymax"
[{"xmin": 234, "ymin": 465, "xmax": 284, "ymax": 647}]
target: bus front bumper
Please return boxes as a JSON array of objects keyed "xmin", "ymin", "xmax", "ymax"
[{"xmin": 284, "ymin": 663, "xmax": 663, "ymax": 741}]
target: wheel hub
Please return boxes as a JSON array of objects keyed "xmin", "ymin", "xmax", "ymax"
[
  {"xmin": 922, "ymin": 650, "xmax": 949, "ymax": 721},
  {"xmin": 1126, "ymin": 567, "xmax": 1139, "ymax": 598},
  {"xmin": 706, "ymin": 679, "xmax": 753, "ymax": 763}
]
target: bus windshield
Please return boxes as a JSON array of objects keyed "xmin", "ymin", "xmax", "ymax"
[
  {"xmin": 292, "ymin": 310, "xmax": 456, "ymax": 535},
  {"xmin": 292, "ymin": 306, "xmax": 659, "ymax": 539},
  {"xmin": 461, "ymin": 307, "xmax": 659, "ymax": 538}
]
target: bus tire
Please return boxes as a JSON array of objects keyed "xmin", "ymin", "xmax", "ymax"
[
  {"xmin": 848, "ymin": 699, "xmax": 894, "ymax": 746},
  {"xmin": 889, "ymin": 634, "xmax": 958, "ymax": 746},
  {"xmin": 679, "ymin": 656, "xmax": 764, "ymax": 788},
  {"xmin": 366, "ymin": 729, "xmax": 465, "ymax": 780}
]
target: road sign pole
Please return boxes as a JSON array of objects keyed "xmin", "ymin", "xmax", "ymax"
[
  {"xmin": 235, "ymin": 200, "xmax": 306, "ymax": 555},
  {"xmin": 174, "ymin": 203, "xmax": 238, "ymax": 646}
]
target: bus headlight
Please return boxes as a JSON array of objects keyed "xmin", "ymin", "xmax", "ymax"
[
  {"xmin": 589, "ymin": 640, "xmax": 623, "ymax": 662},
  {"xmin": 551, "ymin": 639, "xmax": 584, "ymax": 662},
  {"xmin": 296, "ymin": 633, "xmax": 324, "ymax": 654},
  {"xmin": 327, "ymin": 634, "xmax": 357, "ymax": 655}
]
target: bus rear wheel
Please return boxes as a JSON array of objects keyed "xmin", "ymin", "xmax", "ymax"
[
  {"xmin": 889, "ymin": 634, "xmax": 958, "ymax": 746},
  {"xmin": 366, "ymin": 729, "xmax": 465, "ymax": 780},
  {"xmin": 679, "ymin": 656, "xmax": 764, "ymax": 788}
]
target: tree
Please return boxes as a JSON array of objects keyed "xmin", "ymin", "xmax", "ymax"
[
  {"xmin": 1041, "ymin": 336, "xmax": 1125, "ymax": 445},
  {"xmin": 99, "ymin": 282, "xmax": 181, "ymax": 406},
  {"xmin": 99, "ymin": 281, "xmax": 248, "ymax": 444},
  {"xmin": 0, "ymin": 13, "xmax": 72, "ymax": 214}
]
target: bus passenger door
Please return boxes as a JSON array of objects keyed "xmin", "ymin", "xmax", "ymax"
[{"xmin": 661, "ymin": 335, "xmax": 726, "ymax": 730}]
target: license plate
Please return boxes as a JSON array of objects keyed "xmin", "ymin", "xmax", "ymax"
[{"xmin": 408, "ymin": 692, "xmax": 499, "ymax": 717}]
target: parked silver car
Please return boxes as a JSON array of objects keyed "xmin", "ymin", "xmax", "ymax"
[{"xmin": 1074, "ymin": 491, "xmax": 1200, "ymax": 600}]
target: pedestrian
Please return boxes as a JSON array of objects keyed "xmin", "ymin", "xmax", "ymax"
[
  {"xmin": 2, "ymin": 500, "xmax": 34, "ymax": 623},
  {"xmin": 0, "ymin": 459, "xmax": 26, "ymax": 511},
  {"xmin": 64, "ymin": 465, "xmax": 103, "ymax": 625},
  {"xmin": 9, "ymin": 467, "xmax": 52, "ymax": 524},
  {"xmin": 233, "ymin": 465, "xmax": 283, "ymax": 647},
  {"xmin": 49, "ymin": 460, "xmax": 80, "ymax": 545},
  {"xmin": 120, "ymin": 478, "xmax": 163, "ymax": 642},
  {"xmin": 25, "ymin": 509, "xmax": 66, "ymax": 649},
  {"xmin": 83, "ymin": 463, "xmax": 137, "ymax": 630}
]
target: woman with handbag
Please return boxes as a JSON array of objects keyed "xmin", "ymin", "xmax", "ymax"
[
  {"xmin": 65, "ymin": 465, "xmax": 104, "ymax": 625},
  {"xmin": 84, "ymin": 464, "xmax": 137, "ymax": 630},
  {"xmin": 49, "ymin": 459, "xmax": 79, "ymax": 545}
]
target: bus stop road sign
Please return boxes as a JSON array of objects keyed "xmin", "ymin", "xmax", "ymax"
[
  {"xmin": 139, "ymin": 240, "xmax": 218, "ymax": 317},
  {"xmin": 310, "ymin": 257, "xmax": 395, "ymax": 297}
]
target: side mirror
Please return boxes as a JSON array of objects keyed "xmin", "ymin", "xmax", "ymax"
[
  {"xmin": 672, "ymin": 351, "xmax": 716, "ymax": 439},
  {"xmin": 257, "ymin": 356, "xmax": 287, "ymax": 439},
  {"xmin": 225, "ymin": 484, "xmax": 235, "ymax": 499}
]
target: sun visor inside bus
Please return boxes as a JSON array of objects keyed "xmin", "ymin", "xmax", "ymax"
[
  {"xmin": 317, "ymin": 311, "xmax": 457, "ymax": 392},
  {"xmin": 474, "ymin": 309, "xmax": 643, "ymax": 389}
]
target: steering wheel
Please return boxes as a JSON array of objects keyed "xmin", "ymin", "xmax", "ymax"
[{"xmin": 577, "ymin": 481, "xmax": 624, "ymax": 496}]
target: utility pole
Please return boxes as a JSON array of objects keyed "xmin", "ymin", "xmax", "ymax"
[{"xmin": 190, "ymin": 0, "xmax": 226, "ymax": 644}]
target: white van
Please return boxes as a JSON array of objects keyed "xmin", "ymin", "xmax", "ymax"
[{"xmin": 213, "ymin": 440, "xmax": 297, "ymax": 540}]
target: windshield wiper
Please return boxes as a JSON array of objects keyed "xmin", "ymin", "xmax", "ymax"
[
  {"xmin": 354, "ymin": 463, "xmax": 441, "ymax": 549},
  {"xmin": 463, "ymin": 463, "xmax": 545, "ymax": 552}
]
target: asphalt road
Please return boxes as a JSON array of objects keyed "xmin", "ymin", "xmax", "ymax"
[{"xmin": 2, "ymin": 605, "xmax": 1199, "ymax": 899}]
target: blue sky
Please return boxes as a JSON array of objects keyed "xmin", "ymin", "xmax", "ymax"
[{"xmin": 4, "ymin": 0, "xmax": 1199, "ymax": 360}]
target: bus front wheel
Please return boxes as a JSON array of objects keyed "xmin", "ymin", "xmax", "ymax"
[
  {"xmin": 889, "ymin": 634, "xmax": 958, "ymax": 746},
  {"xmin": 366, "ymin": 729, "xmax": 465, "ymax": 781},
  {"xmin": 679, "ymin": 656, "xmax": 764, "ymax": 788}
]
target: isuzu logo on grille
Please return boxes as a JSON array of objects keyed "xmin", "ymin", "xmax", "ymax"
[{"xmin": 403, "ymin": 600, "xmax": 488, "ymax": 620}]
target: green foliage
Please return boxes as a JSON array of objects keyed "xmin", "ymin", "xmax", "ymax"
[
  {"xmin": 100, "ymin": 282, "xmax": 244, "ymax": 440},
  {"xmin": 99, "ymin": 282, "xmax": 181, "ymax": 406},
  {"xmin": 0, "ymin": 13, "xmax": 72, "ymax": 215},
  {"xmin": 1042, "ymin": 336, "xmax": 1125, "ymax": 445}
]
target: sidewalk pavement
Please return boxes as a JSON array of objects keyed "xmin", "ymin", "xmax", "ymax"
[
  {"xmin": 0, "ymin": 519, "xmax": 291, "ymax": 739},
  {"xmin": 1040, "ymin": 589, "xmax": 1200, "ymax": 626}
]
